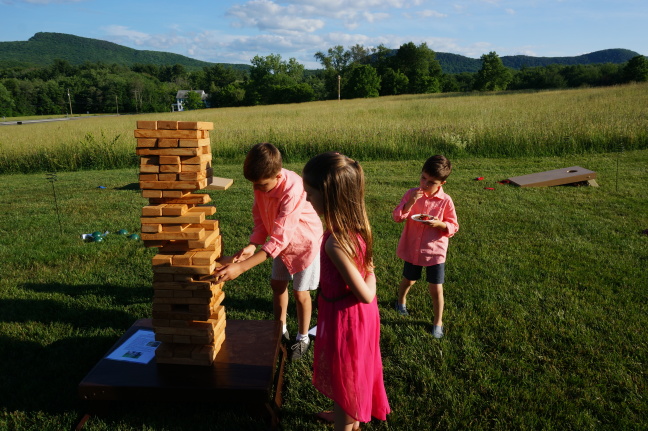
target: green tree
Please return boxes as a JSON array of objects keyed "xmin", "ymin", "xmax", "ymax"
[
  {"xmin": 343, "ymin": 64, "xmax": 380, "ymax": 98},
  {"xmin": 393, "ymin": 42, "xmax": 442, "ymax": 94},
  {"xmin": 474, "ymin": 51, "xmax": 512, "ymax": 91},
  {"xmin": 0, "ymin": 83, "xmax": 15, "ymax": 117},
  {"xmin": 184, "ymin": 91, "xmax": 204, "ymax": 110},
  {"xmin": 622, "ymin": 55, "xmax": 648, "ymax": 82},
  {"xmin": 380, "ymin": 68, "xmax": 409, "ymax": 96}
]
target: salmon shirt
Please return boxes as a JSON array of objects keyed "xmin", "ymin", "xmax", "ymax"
[
  {"xmin": 250, "ymin": 168, "xmax": 323, "ymax": 274},
  {"xmin": 392, "ymin": 186, "xmax": 459, "ymax": 266}
]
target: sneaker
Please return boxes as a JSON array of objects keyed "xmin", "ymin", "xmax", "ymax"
[
  {"xmin": 290, "ymin": 338, "xmax": 310, "ymax": 360},
  {"xmin": 394, "ymin": 301, "xmax": 409, "ymax": 316},
  {"xmin": 432, "ymin": 325, "xmax": 444, "ymax": 339}
]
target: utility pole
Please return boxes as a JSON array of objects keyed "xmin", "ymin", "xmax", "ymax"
[
  {"xmin": 337, "ymin": 75, "xmax": 341, "ymax": 101},
  {"xmin": 67, "ymin": 89, "xmax": 73, "ymax": 116}
]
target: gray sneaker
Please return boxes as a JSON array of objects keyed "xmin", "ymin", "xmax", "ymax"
[
  {"xmin": 394, "ymin": 301, "xmax": 409, "ymax": 316},
  {"xmin": 290, "ymin": 339, "xmax": 311, "ymax": 360},
  {"xmin": 432, "ymin": 325, "xmax": 444, "ymax": 339}
]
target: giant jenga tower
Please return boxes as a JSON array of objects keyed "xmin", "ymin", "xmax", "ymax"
[{"xmin": 135, "ymin": 120, "xmax": 228, "ymax": 366}]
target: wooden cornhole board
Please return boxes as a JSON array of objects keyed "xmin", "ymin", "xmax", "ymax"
[{"xmin": 508, "ymin": 166, "xmax": 597, "ymax": 187}]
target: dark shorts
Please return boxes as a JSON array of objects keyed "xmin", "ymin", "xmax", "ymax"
[{"xmin": 403, "ymin": 261, "xmax": 445, "ymax": 284}]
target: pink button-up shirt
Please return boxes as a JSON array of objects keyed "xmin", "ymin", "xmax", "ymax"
[
  {"xmin": 250, "ymin": 168, "xmax": 323, "ymax": 275},
  {"xmin": 392, "ymin": 186, "xmax": 458, "ymax": 266}
]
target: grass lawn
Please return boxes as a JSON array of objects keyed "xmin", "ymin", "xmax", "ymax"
[{"xmin": 0, "ymin": 150, "xmax": 646, "ymax": 430}]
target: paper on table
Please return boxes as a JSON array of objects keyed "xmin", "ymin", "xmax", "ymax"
[{"xmin": 105, "ymin": 329, "xmax": 160, "ymax": 364}]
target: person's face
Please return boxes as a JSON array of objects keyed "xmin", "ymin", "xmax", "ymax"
[
  {"xmin": 419, "ymin": 172, "xmax": 446, "ymax": 195},
  {"xmin": 252, "ymin": 173, "xmax": 281, "ymax": 193},
  {"xmin": 304, "ymin": 182, "xmax": 324, "ymax": 215}
]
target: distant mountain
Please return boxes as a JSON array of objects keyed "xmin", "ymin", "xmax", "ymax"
[
  {"xmin": 0, "ymin": 32, "xmax": 250, "ymax": 71},
  {"xmin": 0, "ymin": 32, "xmax": 641, "ymax": 74}
]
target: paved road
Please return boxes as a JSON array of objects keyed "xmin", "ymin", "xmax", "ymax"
[{"xmin": 0, "ymin": 115, "xmax": 120, "ymax": 126}]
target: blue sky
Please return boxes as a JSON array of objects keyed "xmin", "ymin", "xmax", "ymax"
[{"xmin": 0, "ymin": 0, "xmax": 645, "ymax": 69}]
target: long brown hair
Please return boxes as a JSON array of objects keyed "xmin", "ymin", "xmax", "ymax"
[{"xmin": 303, "ymin": 152, "xmax": 373, "ymax": 271}]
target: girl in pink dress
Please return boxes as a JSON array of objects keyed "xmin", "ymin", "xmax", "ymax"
[{"xmin": 303, "ymin": 152, "xmax": 391, "ymax": 431}]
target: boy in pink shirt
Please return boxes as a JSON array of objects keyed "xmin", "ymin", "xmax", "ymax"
[
  {"xmin": 215, "ymin": 143, "xmax": 323, "ymax": 360},
  {"xmin": 392, "ymin": 155, "xmax": 459, "ymax": 339}
]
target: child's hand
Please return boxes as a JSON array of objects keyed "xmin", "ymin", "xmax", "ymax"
[
  {"xmin": 405, "ymin": 188, "xmax": 425, "ymax": 210},
  {"xmin": 234, "ymin": 244, "xmax": 256, "ymax": 262},
  {"xmin": 214, "ymin": 262, "xmax": 245, "ymax": 282}
]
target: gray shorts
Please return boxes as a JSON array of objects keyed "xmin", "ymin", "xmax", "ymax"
[
  {"xmin": 403, "ymin": 261, "xmax": 445, "ymax": 284},
  {"xmin": 271, "ymin": 254, "xmax": 320, "ymax": 291}
]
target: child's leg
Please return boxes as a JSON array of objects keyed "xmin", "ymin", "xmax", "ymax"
[
  {"xmin": 428, "ymin": 283, "xmax": 444, "ymax": 326},
  {"xmin": 397, "ymin": 277, "xmax": 416, "ymax": 305},
  {"xmin": 293, "ymin": 290, "xmax": 311, "ymax": 337},
  {"xmin": 270, "ymin": 279, "xmax": 289, "ymax": 327},
  {"xmin": 333, "ymin": 402, "xmax": 359, "ymax": 431}
]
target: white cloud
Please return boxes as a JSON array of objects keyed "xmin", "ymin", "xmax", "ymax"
[
  {"xmin": 417, "ymin": 10, "xmax": 448, "ymax": 18},
  {"xmin": 505, "ymin": 8, "xmax": 515, "ymax": 15}
]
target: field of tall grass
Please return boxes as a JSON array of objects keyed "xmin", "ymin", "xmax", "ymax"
[{"xmin": 1, "ymin": 83, "xmax": 647, "ymax": 174}]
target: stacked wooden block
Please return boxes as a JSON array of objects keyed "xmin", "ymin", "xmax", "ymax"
[{"xmin": 135, "ymin": 120, "xmax": 226, "ymax": 366}]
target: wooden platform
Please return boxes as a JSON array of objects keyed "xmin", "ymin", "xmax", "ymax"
[
  {"xmin": 76, "ymin": 319, "xmax": 286, "ymax": 430},
  {"xmin": 508, "ymin": 166, "xmax": 597, "ymax": 187}
]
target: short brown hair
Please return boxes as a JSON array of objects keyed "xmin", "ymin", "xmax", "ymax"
[
  {"xmin": 243, "ymin": 143, "xmax": 282, "ymax": 181},
  {"xmin": 422, "ymin": 155, "xmax": 452, "ymax": 181}
]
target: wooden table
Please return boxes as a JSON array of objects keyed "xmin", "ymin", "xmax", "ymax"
[{"xmin": 76, "ymin": 318, "xmax": 286, "ymax": 430}]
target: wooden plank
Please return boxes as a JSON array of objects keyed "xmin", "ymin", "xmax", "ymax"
[
  {"xmin": 139, "ymin": 164, "xmax": 160, "ymax": 173},
  {"xmin": 508, "ymin": 166, "xmax": 597, "ymax": 187},
  {"xmin": 142, "ymin": 205, "xmax": 165, "ymax": 217},
  {"xmin": 179, "ymin": 138, "xmax": 210, "ymax": 148},
  {"xmin": 178, "ymin": 121, "xmax": 214, "ymax": 130},
  {"xmin": 181, "ymin": 153, "xmax": 212, "ymax": 164},
  {"xmin": 139, "ymin": 179, "xmax": 206, "ymax": 190},
  {"xmin": 142, "ymin": 227, "xmax": 205, "ymax": 241},
  {"xmin": 157, "ymin": 121, "xmax": 178, "ymax": 130},
  {"xmin": 137, "ymin": 138, "xmax": 157, "ymax": 147},
  {"xmin": 158, "ymin": 138, "xmax": 179, "ymax": 148},
  {"xmin": 159, "ymin": 155, "xmax": 181, "ymax": 165},
  {"xmin": 134, "ymin": 129, "xmax": 204, "ymax": 139},
  {"xmin": 137, "ymin": 121, "xmax": 157, "ymax": 130},
  {"xmin": 148, "ymin": 193, "xmax": 211, "ymax": 205},
  {"xmin": 136, "ymin": 147, "xmax": 200, "ymax": 157},
  {"xmin": 161, "ymin": 204, "xmax": 188, "ymax": 216},
  {"xmin": 205, "ymin": 177, "xmax": 233, "ymax": 190}
]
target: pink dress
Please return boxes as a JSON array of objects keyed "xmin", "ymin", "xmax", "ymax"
[{"xmin": 312, "ymin": 231, "xmax": 391, "ymax": 422}]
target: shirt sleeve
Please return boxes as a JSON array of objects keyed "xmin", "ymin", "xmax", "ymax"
[
  {"xmin": 261, "ymin": 182, "xmax": 306, "ymax": 258},
  {"xmin": 249, "ymin": 197, "xmax": 268, "ymax": 245},
  {"xmin": 440, "ymin": 197, "xmax": 459, "ymax": 237},
  {"xmin": 392, "ymin": 189, "xmax": 413, "ymax": 222}
]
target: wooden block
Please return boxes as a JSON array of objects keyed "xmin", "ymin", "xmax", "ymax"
[
  {"xmin": 202, "ymin": 220, "xmax": 219, "ymax": 231},
  {"xmin": 139, "ymin": 173, "xmax": 158, "ymax": 181},
  {"xmin": 137, "ymin": 138, "xmax": 157, "ymax": 148},
  {"xmin": 151, "ymin": 318, "xmax": 170, "ymax": 327},
  {"xmin": 181, "ymin": 153, "xmax": 212, "ymax": 165},
  {"xmin": 139, "ymin": 164, "xmax": 160, "ymax": 174},
  {"xmin": 508, "ymin": 166, "xmax": 597, "ymax": 187},
  {"xmin": 152, "ymin": 261, "xmax": 216, "ymax": 275},
  {"xmin": 162, "ymin": 223, "xmax": 190, "ymax": 233},
  {"xmin": 137, "ymin": 121, "xmax": 157, "ymax": 130},
  {"xmin": 205, "ymin": 177, "xmax": 233, "ymax": 190},
  {"xmin": 139, "ymin": 180, "xmax": 205, "ymax": 191},
  {"xmin": 161, "ymin": 204, "xmax": 188, "ymax": 216},
  {"xmin": 154, "ymin": 289, "xmax": 174, "ymax": 298},
  {"xmin": 192, "ymin": 249, "xmax": 220, "ymax": 266},
  {"xmin": 158, "ymin": 173, "xmax": 177, "ymax": 182},
  {"xmin": 159, "ymin": 155, "xmax": 181, "ymax": 165},
  {"xmin": 142, "ymin": 190, "xmax": 163, "ymax": 199},
  {"xmin": 136, "ymin": 147, "xmax": 201, "ymax": 157},
  {"xmin": 152, "ymin": 280, "xmax": 212, "ymax": 291},
  {"xmin": 179, "ymin": 138, "xmax": 211, "ymax": 148},
  {"xmin": 173, "ymin": 251, "xmax": 196, "ymax": 266},
  {"xmin": 157, "ymin": 121, "xmax": 178, "ymax": 130},
  {"xmin": 181, "ymin": 162, "xmax": 211, "ymax": 173},
  {"xmin": 152, "ymin": 254, "xmax": 173, "ymax": 267},
  {"xmin": 178, "ymin": 171, "xmax": 207, "ymax": 181},
  {"xmin": 142, "ymin": 205, "xmax": 165, "ymax": 217},
  {"xmin": 158, "ymin": 138, "xmax": 179, "ymax": 148},
  {"xmin": 178, "ymin": 121, "xmax": 214, "ymax": 130},
  {"xmin": 160, "ymin": 163, "xmax": 181, "ymax": 173},
  {"xmin": 141, "ymin": 212, "xmax": 205, "ymax": 224},
  {"xmin": 148, "ymin": 193, "xmax": 211, "ymax": 205},
  {"xmin": 162, "ymin": 190, "xmax": 190, "ymax": 199},
  {"xmin": 188, "ymin": 230, "xmax": 220, "ymax": 249},
  {"xmin": 153, "ymin": 273, "xmax": 175, "ymax": 282},
  {"xmin": 201, "ymin": 145, "xmax": 211, "ymax": 155},
  {"xmin": 187, "ymin": 206, "xmax": 216, "ymax": 217},
  {"xmin": 142, "ymin": 227, "xmax": 205, "ymax": 241},
  {"xmin": 134, "ymin": 129, "xmax": 204, "ymax": 139},
  {"xmin": 142, "ymin": 223, "xmax": 162, "ymax": 233}
]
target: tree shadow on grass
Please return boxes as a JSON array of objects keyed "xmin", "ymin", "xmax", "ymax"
[{"xmin": 19, "ymin": 282, "xmax": 151, "ymax": 307}]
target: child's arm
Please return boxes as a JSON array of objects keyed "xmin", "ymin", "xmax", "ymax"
[
  {"xmin": 392, "ymin": 188, "xmax": 423, "ymax": 222},
  {"xmin": 325, "ymin": 236, "xmax": 376, "ymax": 304},
  {"xmin": 214, "ymin": 249, "xmax": 269, "ymax": 282}
]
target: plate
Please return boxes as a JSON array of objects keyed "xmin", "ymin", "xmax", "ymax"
[{"xmin": 411, "ymin": 214, "xmax": 435, "ymax": 222}]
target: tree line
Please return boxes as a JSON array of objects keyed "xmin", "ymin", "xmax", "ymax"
[{"xmin": 1, "ymin": 42, "xmax": 646, "ymax": 117}]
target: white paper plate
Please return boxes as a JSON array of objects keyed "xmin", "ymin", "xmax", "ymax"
[{"xmin": 411, "ymin": 214, "xmax": 435, "ymax": 222}]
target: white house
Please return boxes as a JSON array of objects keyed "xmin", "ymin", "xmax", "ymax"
[{"xmin": 172, "ymin": 90, "xmax": 210, "ymax": 111}]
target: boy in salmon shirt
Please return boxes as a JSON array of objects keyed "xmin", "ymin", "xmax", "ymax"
[
  {"xmin": 392, "ymin": 155, "xmax": 459, "ymax": 339},
  {"xmin": 215, "ymin": 143, "xmax": 323, "ymax": 360}
]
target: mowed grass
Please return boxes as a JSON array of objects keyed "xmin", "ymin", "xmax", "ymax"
[
  {"xmin": 1, "ymin": 82, "xmax": 648, "ymax": 174},
  {"xmin": 1, "ymin": 150, "xmax": 646, "ymax": 430}
]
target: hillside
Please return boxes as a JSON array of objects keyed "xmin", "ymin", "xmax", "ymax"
[
  {"xmin": 0, "ymin": 32, "xmax": 642, "ymax": 74},
  {"xmin": 0, "ymin": 32, "xmax": 250, "ymax": 72}
]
